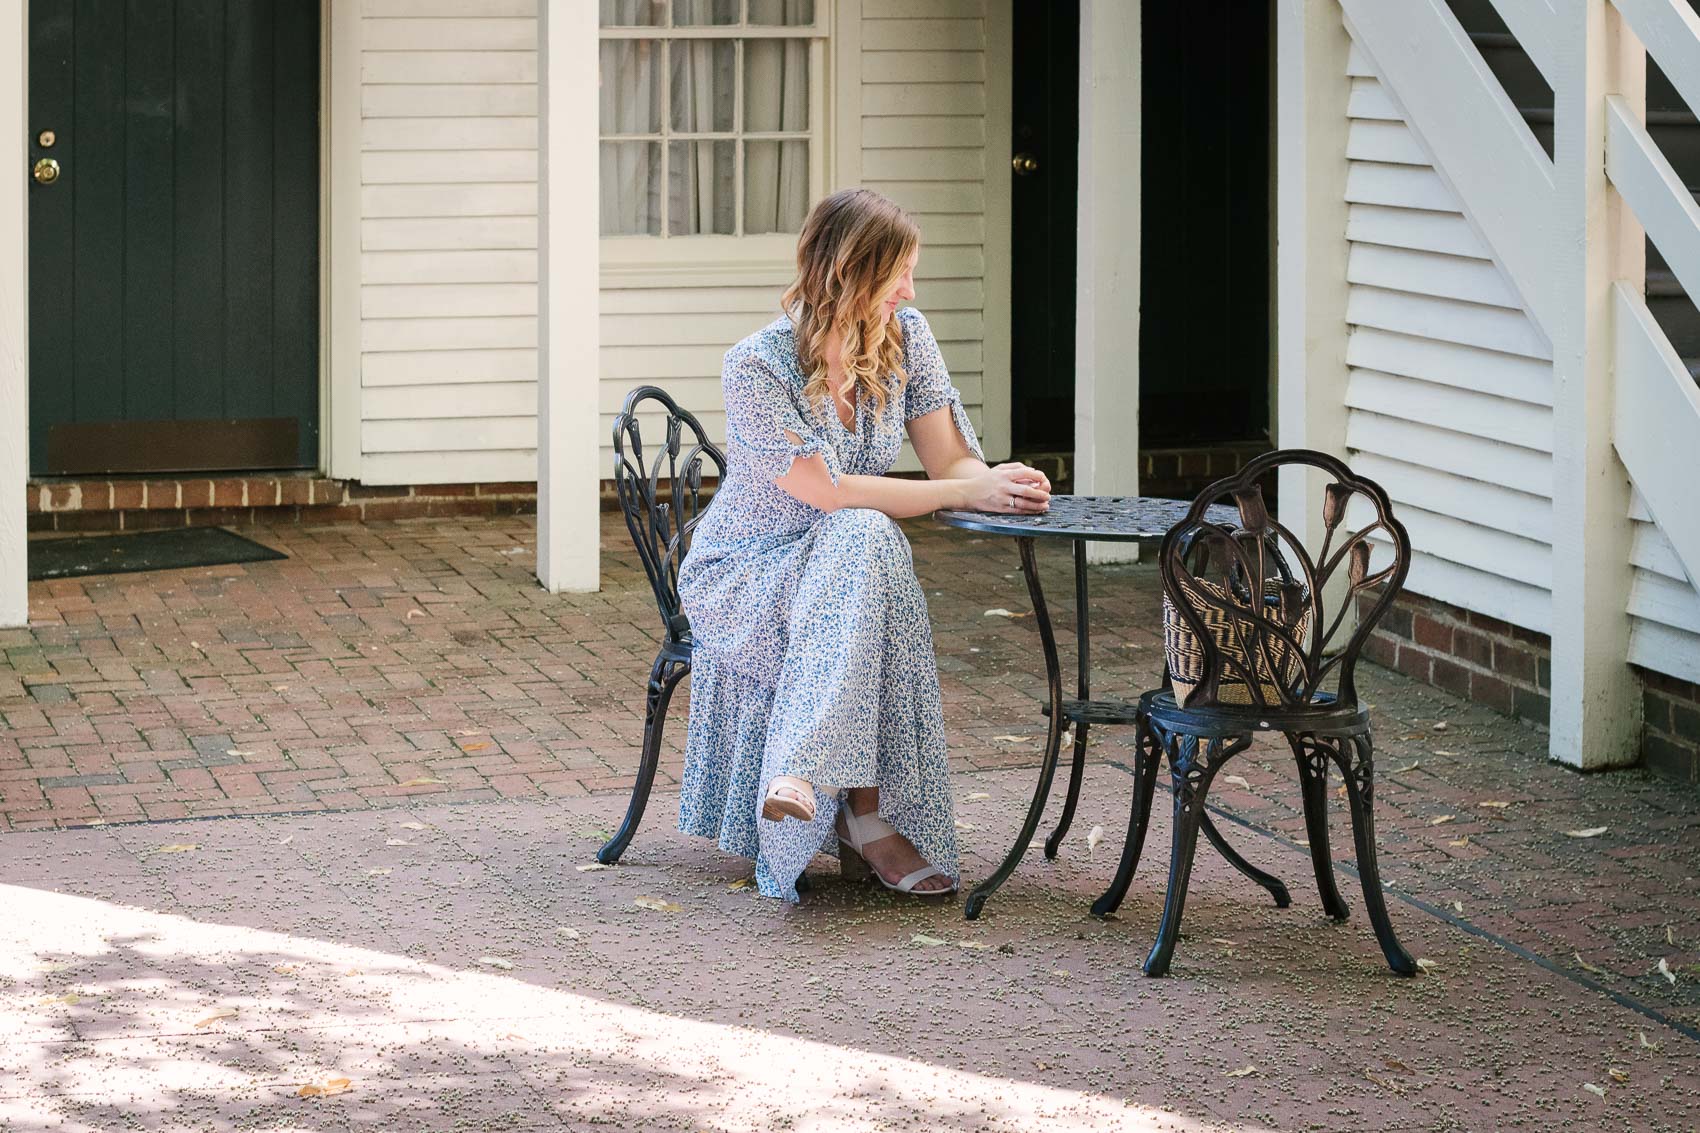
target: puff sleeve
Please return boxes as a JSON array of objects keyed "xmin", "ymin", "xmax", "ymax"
[
  {"xmin": 900, "ymin": 308, "xmax": 986, "ymax": 462},
  {"xmin": 721, "ymin": 343, "xmax": 843, "ymax": 487}
]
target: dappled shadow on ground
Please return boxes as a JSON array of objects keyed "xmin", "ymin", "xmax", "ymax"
[{"xmin": 3, "ymin": 770, "xmax": 1699, "ymax": 1132}]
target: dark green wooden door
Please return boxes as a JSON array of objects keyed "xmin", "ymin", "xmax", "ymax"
[{"xmin": 28, "ymin": 1, "xmax": 320, "ymax": 476}]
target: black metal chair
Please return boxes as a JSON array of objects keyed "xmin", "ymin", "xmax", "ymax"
[
  {"xmin": 595, "ymin": 386, "xmax": 723, "ymax": 865},
  {"xmin": 1093, "ymin": 449, "xmax": 1417, "ymax": 978}
]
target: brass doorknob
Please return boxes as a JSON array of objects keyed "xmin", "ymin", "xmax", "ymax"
[
  {"xmin": 1012, "ymin": 153, "xmax": 1039, "ymax": 175},
  {"xmin": 32, "ymin": 157, "xmax": 59, "ymax": 185}
]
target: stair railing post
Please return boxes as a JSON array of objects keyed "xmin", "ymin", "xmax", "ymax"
[{"xmin": 1548, "ymin": 1, "xmax": 1646, "ymax": 769}]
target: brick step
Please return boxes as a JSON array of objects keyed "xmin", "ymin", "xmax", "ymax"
[{"xmin": 28, "ymin": 476, "xmax": 538, "ymax": 533}]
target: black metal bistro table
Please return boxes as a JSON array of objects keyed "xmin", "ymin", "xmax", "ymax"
[{"xmin": 935, "ymin": 494, "xmax": 1273, "ymax": 920}]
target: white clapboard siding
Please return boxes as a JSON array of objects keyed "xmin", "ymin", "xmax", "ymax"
[
  {"xmin": 1340, "ymin": 62, "xmax": 1558, "ymax": 630},
  {"xmin": 359, "ymin": 2, "xmax": 1000, "ymax": 487},
  {"xmin": 861, "ymin": 3, "xmax": 991, "ymax": 473},
  {"xmin": 1628, "ymin": 492, "xmax": 1700, "ymax": 683},
  {"xmin": 359, "ymin": 4, "xmax": 541, "ymax": 484}
]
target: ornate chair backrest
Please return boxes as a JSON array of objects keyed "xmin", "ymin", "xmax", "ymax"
[
  {"xmin": 1159, "ymin": 448, "xmax": 1410, "ymax": 711},
  {"xmin": 611, "ymin": 386, "xmax": 727, "ymax": 647}
]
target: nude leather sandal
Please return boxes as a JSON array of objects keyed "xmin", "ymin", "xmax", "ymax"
[
  {"xmin": 835, "ymin": 806, "xmax": 956, "ymax": 896},
  {"xmin": 761, "ymin": 775, "xmax": 817, "ymax": 823}
]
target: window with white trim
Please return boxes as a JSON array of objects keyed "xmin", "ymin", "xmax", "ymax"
[{"xmin": 599, "ymin": 0, "xmax": 826, "ymax": 238}]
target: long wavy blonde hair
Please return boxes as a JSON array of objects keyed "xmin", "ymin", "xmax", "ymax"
[{"xmin": 781, "ymin": 188, "xmax": 921, "ymax": 422}]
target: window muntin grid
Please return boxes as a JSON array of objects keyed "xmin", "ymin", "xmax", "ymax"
[{"xmin": 599, "ymin": 0, "xmax": 822, "ymax": 238}]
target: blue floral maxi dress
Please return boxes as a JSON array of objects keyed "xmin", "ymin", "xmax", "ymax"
[{"xmin": 676, "ymin": 307, "xmax": 985, "ymax": 902}]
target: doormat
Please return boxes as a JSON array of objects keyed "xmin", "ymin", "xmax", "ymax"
[{"xmin": 28, "ymin": 528, "xmax": 287, "ymax": 581}]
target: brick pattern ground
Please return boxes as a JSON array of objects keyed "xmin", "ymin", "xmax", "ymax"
[{"xmin": 3, "ymin": 512, "xmax": 1699, "ymax": 1040}]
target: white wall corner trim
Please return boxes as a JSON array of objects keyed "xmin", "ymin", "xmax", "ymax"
[
  {"xmin": 325, "ymin": 0, "xmax": 362, "ymax": 480},
  {"xmin": 1275, "ymin": 0, "xmax": 1353, "ymax": 554},
  {"xmin": 0, "ymin": 1, "xmax": 28, "ymax": 628},
  {"xmin": 1074, "ymin": 0, "xmax": 1140, "ymax": 565},
  {"xmin": 537, "ymin": 0, "xmax": 600, "ymax": 595}
]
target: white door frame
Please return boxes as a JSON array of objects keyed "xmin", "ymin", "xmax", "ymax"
[{"xmin": 1, "ymin": 2, "xmax": 28, "ymax": 628}]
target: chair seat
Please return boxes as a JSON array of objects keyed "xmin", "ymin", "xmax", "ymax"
[{"xmin": 1138, "ymin": 687, "xmax": 1368, "ymax": 739}]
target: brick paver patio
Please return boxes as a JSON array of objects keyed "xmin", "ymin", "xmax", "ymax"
[{"xmin": 4, "ymin": 512, "xmax": 1699, "ymax": 1129}]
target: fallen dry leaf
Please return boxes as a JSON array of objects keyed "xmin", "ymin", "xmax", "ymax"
[
  {"xmin": 1051, "ymin": 969, "xmax": 1070, "ymax": 979},
  {"xmin": 397, "ymin": 777, "xmax": 445, "ymax": 788},
  {"xmin": 983, "ymin": 608, "xmax": 1018, "ymax": 618},
  {"xmin": 1582, "ymin": 1083, "xmax": 1606, "ymax": 1100},
  {"xmin": 727, "ymin": 877, "xmax": 755, "ymax": 891},
  {"xmin": 365, "ymin": 868, "xmax": 391, "ymax": 877},
  {"xmin": 1414, "ymin": 958, "xmax": 1438, "ymax": 973},
  {"xmin": 911, "ymin": 933, "xmax": 950, "ymax": 947},
  {"xmin": 194, "ymin": 1007, "xmax": 238, "ymax": 1028},
  {"xmin": 297, "ymin": 1077, "xmax": 352, "ymax": 1099},
  {"xmin": 1210, "ymin": 937, "xmax": 1238, "ymax": 947},
  {"xmin": 958, "ymin": 941, "xmax": 993, "ymax": 951},
  {"xmin": 1383, "ymin": 1058, "xmax": 1415, "ymax": 1075},
  {"xmin": 1223, "ymin": 774, "xmax": 1251, "ymax": 789},
  {"xmin": 1429, "ymin": 815, "xmax": 1456, "ymax": 826},
  {"xmin": 965, "ymin": 791, "xmax": 991, "ymax": 801},
  {"xmin": 1433, "ymin": 721, "xmax": 1449, "ymax": 731},
  {"xmin": 1432, "ymin": 750, "xmax": 1459, "ymax": 757},
  {"xmin": 1607, "ymin": 1067, "xmax": 1630, "ymax": 1084},
  {"xmin": 1086, "ymin": 825, "xmax": 1104, "ymax": 858},
  {"xmin": 38, "ymin": 993, "xmax": 80, "ymax": 1006},
  {"xmin": 1390, "ymin": 761, "xmax": 1420, "ymax": 774},
  {"xmin": 1639, "ymin": 1031, "xmax": 1661, "ymax": 1051},
  {"xmin": 1667, "ymin": 925, "xmax": 1676, "ymax": 946},
  {"xmin": 991, "ymin": 734, "xmax": 1031, "ymax": 744},
  {"xmin": 277, "ymin": 835, "xmax": 294, "ymax": 846},
  {"xmin": 272, "ymin": 965, "xmax": 298, "ymax": 975},
  {"xmin": 399, "ymin": 821, "xmax": 426, "ymax": 831},
  {"xmin": 555, "ymin": 927, "xmax": 581, "ymax": 939},
  {"xmin": 1657, "ymin": 958, "xmax": 1677, "ymax": 986},
  {"xmin": 1478, "ymin": 800, "xmax": 1511, "ymax": 809},
  {"xmin": 1574, "ymin": 953, "xmax": 1608, "ymax": 976},
  {"xmin": 1224, "ymin": 1065, "xmax": 1258, "ymax": 1078},
  {"xmin": 154, "ymin": 843, "xmax": 199, "ymax": 855},
  {"xmin": 1448, "ymin": 836, "xmax": 1471, "ymax": 847},
  {"xmin": 633, "ymin": 896, "xmax": 682, "ymax": 913},
  {"xmin": 384, "ymin": 839, "xmax": 411, "ymax": 847},
  {"xmin": 226, "ymin": 749, "xmax": 256, "ymax": 757},
  {"xmin": 477, "ymin": 956, "xmax": 514, "ymax": 971},
  {"xmin": 575, "ymin": 863, "xmax": 612, "ymax": 872},
  {"xmin": 462, "ymin": 743, "xmax": 491, "ymax": 752},
  {"xmin": 955, "ymin": 819, "xmax": 979, "ymax": 832},
  {"xmin": 1451, "ymin": 901, "xmax": 1464, "ymax": 914},
  {"xmin": 1565, "ymin": 826, "xmax": 1608, "ymax": 839}
]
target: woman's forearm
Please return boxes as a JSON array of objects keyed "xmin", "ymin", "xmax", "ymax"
[{"xmin": 834, "ymin": 472, "xmax": 970, "ymax": 518}]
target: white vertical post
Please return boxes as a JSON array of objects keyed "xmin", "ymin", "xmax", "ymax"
[
  {"xmin": 1074, "ymin": 0, "xmax": 1140, "ymax": 565},
  {"xmin": 537, "ymin": 0, "xmax": 601, "ymax": 594},
  {"xmin": 1274, "ymin": 0, "xmax": 1353, "ymax": 547},
  {"xmin": 0, "ymin": 1, "xmax": 28, "ymax": 628},
  {"xmin": 1548, "ymin": 3, "xmax": 1644, "ymax": 769}
]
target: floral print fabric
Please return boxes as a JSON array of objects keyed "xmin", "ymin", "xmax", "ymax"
[{"xmin": 676, "ymin": 307, "xmax": 984, "ymax": 901}]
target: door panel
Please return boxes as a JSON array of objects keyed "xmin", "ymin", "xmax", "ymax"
[
  {"xmin": 1009, "ymin": 0, "xmax": 1080, "ymax": 454},
  {"xmin": 28, "ymin": 1, "xmax": 321, "ymax": 475}
]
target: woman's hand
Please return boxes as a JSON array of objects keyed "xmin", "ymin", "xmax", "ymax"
[{"xmin": 963, "ymin": 462, "xmax": 1052, "ymax": 513}]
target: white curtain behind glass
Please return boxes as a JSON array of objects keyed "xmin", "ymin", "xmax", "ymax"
[
  {"xmin": 744, "ymin": 0, "xmax": 810, "ymax": 234},
  {"xmin": 600, "ymin": 31, "xmax": 660, "ymax": 234}
]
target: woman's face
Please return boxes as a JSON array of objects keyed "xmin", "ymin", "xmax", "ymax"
[{"xmin": 877, "ymin": 246, "xmax": 920, "ymax": 320}]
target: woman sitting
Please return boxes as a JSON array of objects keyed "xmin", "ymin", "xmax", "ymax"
[{"xmin": 677, "ymin": 188, "xmax": 1051, "ymax": 901}]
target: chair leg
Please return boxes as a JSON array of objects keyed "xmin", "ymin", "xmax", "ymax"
[
  {"xmin": 1091, "ymin": 716, "xmax": 1161, "ymax": 916},
  {"xmin": 1199, "ymin": 812, "xmax": 1291, "ymax": 908},
  {"xmin": 1290, "ymin": 734, "xmax": 1351, "ymax": 922},
  {"xmin": 1144, "ymin": 733, "xmax": 1218, "ymax": 978},
  {"xmin": 1331, "ymin": 733, "xmax": 1417, "ymax": 976},
  {"xmin": 597, "ymin": 653, "xmax": 687, "ymax": 865}
]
